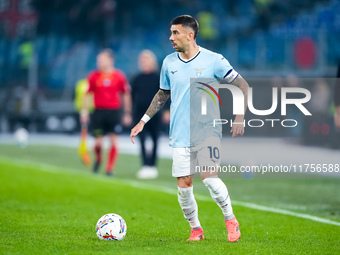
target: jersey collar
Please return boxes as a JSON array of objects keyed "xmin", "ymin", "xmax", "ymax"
[{"xmin": 177, "ymin": 47, "xmax": 201, "ymax": 63}]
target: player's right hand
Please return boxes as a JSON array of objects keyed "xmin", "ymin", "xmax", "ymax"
[{"xmin": 130, "ymin": 121, "xmax": 145, "ymax": 144}]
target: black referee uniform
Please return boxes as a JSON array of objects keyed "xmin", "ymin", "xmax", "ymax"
[{"xmin": 131, "ymin": 72, "xmax": 161, "ymax": 167}]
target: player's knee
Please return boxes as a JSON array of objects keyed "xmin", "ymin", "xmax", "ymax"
[
  {"xmin": 200, "ymin": 170, "xmax": 218, "ymax": 180},
  {"xmin": 95, "ymin": 137, "xmax": 103, "ymax": 145},
  {"xmin": 177, "ymin": 176, "xmax": 193, "ymax": 188},
  {"xmin": 109, "ymin": 134, "xmax": 117, "ymax": 144}
]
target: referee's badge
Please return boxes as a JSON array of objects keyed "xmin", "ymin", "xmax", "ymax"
[
  {"xmin": 103, "ymin": 79, "xmax": 111, "ymax": 87},
  {"xmin": 194, "ymin": 68, "xmax": 205, "ymax": 77}
]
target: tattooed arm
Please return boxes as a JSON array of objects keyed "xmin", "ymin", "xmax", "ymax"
[
  {"xmin": 229, "ymin": 74, "xmax": 249, "ymax": 137},
  {"xmin": 130, "ymin": 89, "xmax": 170, "ymax": 143},
  {"xmin": 145, "ymin": 89, "xmax": 171, "ymax": 119},
  {"xmin": 230, "ymin": 74, "xmax": 248, "ymax": 114}
]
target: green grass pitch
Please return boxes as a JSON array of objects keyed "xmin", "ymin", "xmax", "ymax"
[{"xmin": 0, "ymin": 144, "xmax": 339, "ymax": 254}]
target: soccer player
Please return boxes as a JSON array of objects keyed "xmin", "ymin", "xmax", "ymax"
[
  {"xmin": 130, "ymin": 15, "xmax": 249, "ymax": 242},
  {"xmin": 81, "ymin": 49, "xmax": 132, "ymax": 175}
]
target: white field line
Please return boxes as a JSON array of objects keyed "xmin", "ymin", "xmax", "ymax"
[
  {"xmin": 125, "ymin": 180, "xmax": 340, "ymax": 227},
  {"xmin": 1, "ymin": 155, "xmax": 340, "ymax": 227}
]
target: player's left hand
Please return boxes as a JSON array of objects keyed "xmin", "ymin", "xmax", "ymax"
[
  {"xmin": 123, "ymin": 113, "xmax": 132, "ymax": 127},
  {"xmin": 230, "ymin": 116, "xmax": 245, "ymax": 137}
]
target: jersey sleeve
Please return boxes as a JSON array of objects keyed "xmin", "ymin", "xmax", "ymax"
[
  {"xmin": 214, "ymin": 54, "xmax": 239, "ymax": 83},
  {"xmin": 160, "ymin": 59, "xmax": 170, "ymax": 90},
  {"xmin": 87, "ymin": 72, "xmax": 96, "ymax": 93}
]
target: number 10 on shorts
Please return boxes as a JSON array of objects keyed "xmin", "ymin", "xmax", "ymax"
[{"xmin": 208, "ymin": 146, "xmax": 220, "ymax": 160}]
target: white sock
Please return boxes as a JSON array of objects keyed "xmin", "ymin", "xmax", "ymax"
[
  {"xmin": 177, "ymin": 186, "xmax": 201, "ymax": 230},
  {"xmin": 203, "ymin": 177, "xmax": 234, "ymax": 221}
]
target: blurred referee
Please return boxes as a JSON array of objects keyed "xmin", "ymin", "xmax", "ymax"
[{"xmin": 81, "ymin": 49, "xmax": 132, "ymax": 175}]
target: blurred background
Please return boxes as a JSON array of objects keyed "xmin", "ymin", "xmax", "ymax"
[
  {"xmin": 0, "ymin": 0, "xmax": 339, "ymax": 147},
  {"xmin": 0, "ymin": 1, "xmax": 339, "ymax": 240}
]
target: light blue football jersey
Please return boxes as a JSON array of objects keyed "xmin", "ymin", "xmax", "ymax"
[{"xmin": 160, "ymin": 47, "xmax": 238, "ymax": 147}]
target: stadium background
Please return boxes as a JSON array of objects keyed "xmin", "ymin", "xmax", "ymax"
[
  {"xmin": 0, "ymin": 0, "xmax": 339, "ymax": 138},
  {"xmin": 0, "ymin": 1, "xmax": 340, "ymax": 254}
]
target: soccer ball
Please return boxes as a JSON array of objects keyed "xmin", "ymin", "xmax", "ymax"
[
  {"xmin": 96, "ymin": 213, "xmax": 127, "ymax": 241},
  {"xmin": 14, "ymin": 128, "xmax": 29, "ymax": 148}
]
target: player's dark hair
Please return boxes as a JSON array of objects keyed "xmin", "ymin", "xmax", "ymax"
[
  {"xmin": 171, "ymin": 15, "xmax": 199, "ymax": 39},
  {"xmin": 99, "ymin": 49, "xmax": 114, "ymax": 59}
]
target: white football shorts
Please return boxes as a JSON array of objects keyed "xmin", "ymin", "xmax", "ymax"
[{"xmin": 172, "ymin": 136, "xmax": 221, "ymax": 177}]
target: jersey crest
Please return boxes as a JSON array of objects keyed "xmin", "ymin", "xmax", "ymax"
[{"xmin": 194, "ymin": 68, "xmax": 205, "ymax": 77}]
